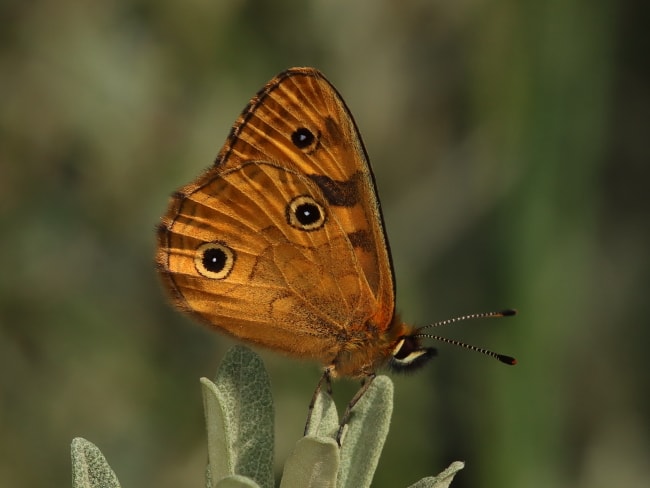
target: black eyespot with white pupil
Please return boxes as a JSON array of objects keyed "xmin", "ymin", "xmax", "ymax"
[
  {"xmin": 194, "ymin": 242, "xmax": 235, "ymax": 279},
  {"xmin": 287, "ymin": 196, "xmax": 326, "ymax": 231},
  {"xmin": 291, "ymin": 127, "xmax": 316, "ymax": 150}
]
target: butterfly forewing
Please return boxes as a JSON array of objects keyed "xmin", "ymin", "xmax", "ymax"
[{"xmin": 219, "ymin": 68, "xmax": 395, "ymax": 325}]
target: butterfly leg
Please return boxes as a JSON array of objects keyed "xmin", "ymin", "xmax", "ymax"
[
  {"xmin": 303, "ymin": 368, "xmax": 333, "ymax": 436},
  {"xmin": 336, "ymin": 372, "xmax": 377, "ymax": 445}
]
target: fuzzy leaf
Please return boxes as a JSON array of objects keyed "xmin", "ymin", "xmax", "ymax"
[
  {"xmin": 280, "ymin": 436, "xmax": 340, "ymax": 488},
  {"xmin": 407, "ymin": 461, "xmax": 465, "ymax": 488},
  {"xmin": 202, "ymin": 377, "xmax": 233, "ymax": 483},
  {"xmin": 71, "ymin": 437, "xmax": 121, "ymax": 488},
  {"xmin": 304, "ymin": 387, "xmax": 339, "ymax": 438},
  {"xmin": 201, "ymin": 346, "xmax": 274, "ymax": 488},
  {"xmin": 214, "ymin": 474, "xmax": 262, "ymax": 487},
  {"xmin": 337, "ymin": 376, "xmax": 393, "ymax": 488}
]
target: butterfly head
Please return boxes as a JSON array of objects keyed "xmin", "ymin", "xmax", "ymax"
[{"xmin": 388, "ymin": 333, "xmax": 437, "ymax": 373}]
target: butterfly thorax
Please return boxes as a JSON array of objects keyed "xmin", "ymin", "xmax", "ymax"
[{"xmin": 328, "ymin": 315, "xmax": 436, "ymax": 378}]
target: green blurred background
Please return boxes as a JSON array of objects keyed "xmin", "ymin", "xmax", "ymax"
[{"xmin": 1, "ymin": 1, "xmax": 648, "ymax": 487}]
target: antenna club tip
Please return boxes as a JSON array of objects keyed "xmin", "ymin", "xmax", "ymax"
[
  {"xmin": 497, "ymin": 355, "xmax": 517, "ymax": 365},
  {"xmin": 501, "ymin": 309, "xmax": 517, "ymax": 317}
]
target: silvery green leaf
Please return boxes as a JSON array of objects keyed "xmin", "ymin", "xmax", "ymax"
[
  {"xmin": 214, "ymin": 474, "xmax": 262, "ymax": 487},
  {"xmin": 280, "ymin": 436, "xmax": 340, "ymax": 488},
  {"xmin": 407, "ymin": 461, "xmax": 465, "ymax": 488},
  {"xmin": 338, "ymin": 376, "xmax": 393, "ymax": 488},
  {"xmin": 71, "ymin": 437, "xmax": 121, "ymax": 488},
  {"xmin": 201, "ymin": 346, "xmax": 274, "ymax": 488},
  {"xmin": 304, "ymin": 386, "xmax": 339, "ymax": 439}
]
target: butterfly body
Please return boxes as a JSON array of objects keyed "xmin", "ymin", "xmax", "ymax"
[{"xmin": 157, "ymin": 68, "xmax": 436, "ymax": 378}]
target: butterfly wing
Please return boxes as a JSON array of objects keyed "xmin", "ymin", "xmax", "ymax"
[{"xmin": 157, "ymin": 68, "xmax": 396, "ymax": 368}]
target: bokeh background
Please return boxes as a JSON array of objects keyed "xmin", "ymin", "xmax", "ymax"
[{"xmin": 1, "ymin": 1, "xmax": 648, "ymax": 487}]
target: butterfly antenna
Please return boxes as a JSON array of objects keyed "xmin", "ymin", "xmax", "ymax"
[{"xmin": 414, "ymin": 309, "xmax": 517, "ymax": 365}]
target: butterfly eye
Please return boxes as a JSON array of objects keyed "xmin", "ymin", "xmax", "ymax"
[
  {"xmin": 389, "ymin": 336, "xmax": 436, "ymax": 372},
  {"xmin": 194, "ymin": 242, "xmax": 235, "ymax": 279},
  {"xmin": 287, "ymin": 195, "xmax": 326, "ymax": 231},
  {"xmin": 291, "ymin": 127, "xmax": 318, "ymax": 151}
]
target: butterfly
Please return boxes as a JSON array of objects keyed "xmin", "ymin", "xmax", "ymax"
[{"xmin": 156, "ymin": 67, "xmax": 516, "ymax": 435}]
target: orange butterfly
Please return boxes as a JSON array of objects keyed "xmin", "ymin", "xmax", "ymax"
[{"xmin": 156, "ymin": 68, "xmax": 515, "ymax": 431}]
